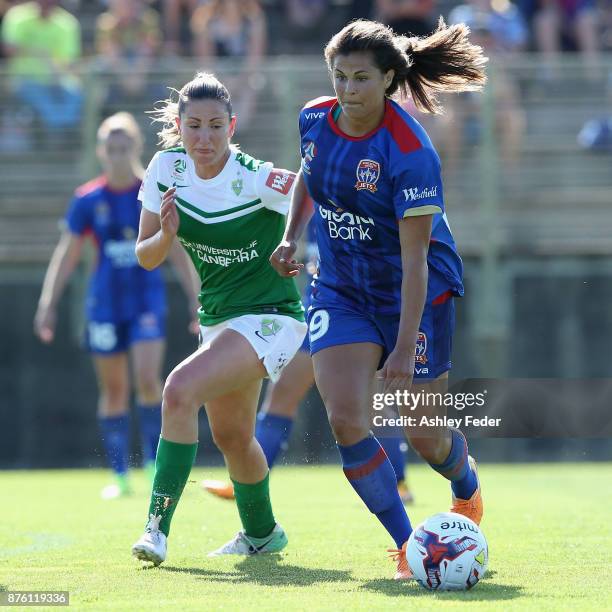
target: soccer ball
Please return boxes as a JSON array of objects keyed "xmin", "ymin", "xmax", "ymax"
[{"xmin": 406, "ymin": 512, "xmax": 488, "ymax": 591}]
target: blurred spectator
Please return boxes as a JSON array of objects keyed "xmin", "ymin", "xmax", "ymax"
[
  {"xmin": 577, "ymin": 70, "xmax": 612, "ymax": 153},
  {"xmin": 0, "ymin": 1, "xmax": 20, "ymax": 59},
  {"xmin": 449, "ymin": 0, "xmax": 528, "ymax": 53},
  {"xmin": 191, "ymin": 0, "xmax": 266, "ymax": 126},
  {"xmin": 95, "ymin": 0, "xmax": 163, "ymax": 110},
  {"xmin": 191, "ymin": 0, "xmax": 266, "ymax": 68},
  {"xmin": 160, "ymin": 0, "xmax": 199, "ymax": 56},
  {"xmin": 283, "ymin": 0, "xmax": 330, "ymax": 52},
  {"xmin": 376, "ymin": 0, "xmax": 437, "ymax": 37},
  {"xmin": 443, "ymin": 4, "xmax": 527, "ymax": 177},
  {"xmin": 1, "ymin": 0, "xmax": 82, "ymax": 137},
  {"xmin": 519, "ymin": 0, "xmax": 599, "ymax": 64}
]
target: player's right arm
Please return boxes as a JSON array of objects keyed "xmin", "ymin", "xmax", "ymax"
[
  {"xmin": 136, "ymin": 186, "xmax": 178, "ymax": 270},
  {"xmin": 136, "ymin": 153, "xmax": 179, "ymax": 270},
  {"xmin": 34, "ymin": 231, "xmax": 83, "ymax": 343},
  {"xmin": 269, "ymin": 169, "xmax": 312, "ymax": 277}
]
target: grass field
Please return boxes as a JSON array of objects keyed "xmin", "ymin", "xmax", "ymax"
[{"xmin": 1, "ymin": 463, "xmax": 611, "ymax": 611}]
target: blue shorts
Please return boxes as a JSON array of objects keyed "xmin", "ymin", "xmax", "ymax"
[
  {"xmin": 307, "ymin": 291, "xmax": 455, "ymax": 380},
  {"xmin": 85, "ymin": 311, "xmax": 166, "ymax": 355}
]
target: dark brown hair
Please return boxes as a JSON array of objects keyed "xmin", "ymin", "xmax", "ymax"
[
  {"xmin": 149, "ymin": 72, "xmax": 233, "ymax": 148},
  {"xmin": 324, "ymin": 18, "xmax": 488, "ymax": 114}
]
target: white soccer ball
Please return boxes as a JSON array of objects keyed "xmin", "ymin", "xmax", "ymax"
[{"xmin": 406, "ymin": 512, "xmax": 488, "ymax": 591}]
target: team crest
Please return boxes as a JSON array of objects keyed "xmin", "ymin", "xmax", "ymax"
[
  {"xmin": 302, "ymin": 141, "xmax": 317, "ymax": 175},
  {"xmin": 231, "ymin": 177, "xmax": 243, "ymax": 196},
  {"xmin": 261, "ymin": 318, "xmax": 282, "ymax": 337},
  {"xmin": 415, "ymin": 331, "xmax": 428, "ymax": 364},
  {"xmin": 355, "ymin": 159, "xmax": 380, "ymax": 192}
]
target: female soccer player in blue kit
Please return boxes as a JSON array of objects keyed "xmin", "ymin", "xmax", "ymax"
[
  {"xmin": 271, "ymin": 19, "xmax": 487, "ymax": 579},
  {"xmin": 34, "ymin": 113, "xmax": 199, "ymax": 499}
]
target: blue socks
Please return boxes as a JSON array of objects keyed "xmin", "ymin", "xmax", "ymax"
[
  {"xmin": 98, "ymin": 414, "xmax": 130, "ymax": 475},
  {"xmin": 138, "ymin": 403, "xmax": 162, "ymax": 464},
  {"xmin": 338, "ymin": 435, "xmax": 412, "ymax": 548},
  {"xmin": 255, "ymin": 413, "xmax": 294, "ymax": 467},
  {"xmin": 430, "ymin": 428, "xmax": 478, "ymax": 500},
  {"xmin": 378, "ymin": 436, "xmax": 406, "ymax": 483}
]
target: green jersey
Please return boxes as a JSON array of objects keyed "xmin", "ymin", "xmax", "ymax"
[{"xmin": 139, "ymin": 146, "xmax": 304, "ymax": 326}]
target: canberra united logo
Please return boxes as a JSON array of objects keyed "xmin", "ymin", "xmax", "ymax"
[
  {"xmin": 255, "ymin": 318, "xmax": 282, "ymax": 343},
  {"xmin": 231, "ymin": 177, "xmax": 243, "ymax": 196},
  {"xmin": 355, "ymin": 159, "xmax": 380, "ymax": 192},
  {"xmin": 261, "ymin": 318, "xmax": 281, "ymax": 337}
]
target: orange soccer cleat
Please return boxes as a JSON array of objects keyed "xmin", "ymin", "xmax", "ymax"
[
  {"xmin": 201, "ymin": 479, "xmax": 235, "ymax": 500},
  {"xmin": 388, "ymin": 540, "xmax": 414, "ymax": 581},
  {"xmin": 450, "ymin": 455, "xmax": 483, "ymax": 525}
]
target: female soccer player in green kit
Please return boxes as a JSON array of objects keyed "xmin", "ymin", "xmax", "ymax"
[{"xmin": 131, "ymin": 73, "xmax": 307, "ymax": 565}]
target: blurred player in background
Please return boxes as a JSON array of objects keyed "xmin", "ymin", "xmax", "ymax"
[
  {"xmin": 203, "ymin": 218, "xmax": 415, "ymax": 504},
  {"xmin": 131, "ymin": 73, "xmax": 307, "ymax": 566},
  {"xmin": 271, "ymin": 19, "xmax": 487, "ymax": 580},
  {"xmin": 34, "ymin": 112, "xmax": 199, "ymax": 499}
]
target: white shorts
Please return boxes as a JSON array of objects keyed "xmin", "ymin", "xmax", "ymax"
[{"xmin": 199, "ymin": 314, "xmax": 308, "ymax": 382}]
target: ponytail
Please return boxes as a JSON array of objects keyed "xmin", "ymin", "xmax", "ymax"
[
  {"xmin": 325, "ymin": 17, "xmax": 488, "ymax": 115},
  {"xmin": 399, "ymin": 18, "xmax": 488, "ymax": 114}
]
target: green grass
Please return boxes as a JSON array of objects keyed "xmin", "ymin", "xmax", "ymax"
[{"xmin": 1, "ymin": 463, "xmax": 611, "ymax": 611}]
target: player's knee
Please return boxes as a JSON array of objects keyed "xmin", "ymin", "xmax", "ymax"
[
  {"xmin": 408, "ymin": 434, "xmax": 448, "ymax": 463},
  {"xmin": 327, "ymin": 406, "xmax": 368, "ymax": 445},
  {"xmin": 99, "ymin": 382, "xmax": 128, "ymax": 410},
  {"xmin": 211, "ymin": 423, "xmax": 251, "ymax": 455},
  {"xmin": 162, "ymin": 371, "xmax": 195, "ymax": 415}
]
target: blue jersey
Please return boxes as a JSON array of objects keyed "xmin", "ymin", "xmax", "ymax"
[
  {"xmin": 299, "ymin": 97, "xmax": 463, "ymax": 317},
  {"xmin": 65, "ymin": 176, "xmax": 166, "ymax": 322}
]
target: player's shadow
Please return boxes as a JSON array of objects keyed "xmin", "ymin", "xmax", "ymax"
[
  {"xmin": 360, "ymin": 569, "xmax": 525, "ymax": 600},
  {"xmin": 158, "ymin": 554, "xmax": 354, "ymax": 587}
]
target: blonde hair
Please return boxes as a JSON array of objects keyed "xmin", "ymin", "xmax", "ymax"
[
  {"xmin": 149, "ymin": 72, "xmax": 233, "ymax": 149},
  {"xmin": 97, "ymin": 112, "xmax": 143, "ymax": 148}
]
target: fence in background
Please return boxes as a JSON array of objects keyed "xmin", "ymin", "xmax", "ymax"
[{"xmin": 1, "ymin": 55, "xmax": 611, "ymax": 466}]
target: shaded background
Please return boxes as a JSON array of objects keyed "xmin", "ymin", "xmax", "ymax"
[{"xmin": 1, "ymin": 0, "xmax": 611, "ymax": 467}]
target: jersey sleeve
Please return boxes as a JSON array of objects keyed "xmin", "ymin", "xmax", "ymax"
[
  {"xmin": 255, "ymin": 163, "xmax": 296, "ymax": 216},
  {"xmin": 64, "ymin": 194, "xmax": 91, "ymax": 235},
  {"xmin": 392, "ymin": 147, "xmax": 444, "ymax": 220},
  {"xmin": 299, "ymin": 96, "xmax": 336, "ymax": 137},
  {"xmin": 138, "ymin": 152, "xmax": 162, "ymax": 214}
]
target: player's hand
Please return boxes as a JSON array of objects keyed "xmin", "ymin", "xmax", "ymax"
[
  {"xmin": 160, "ymin": 186, "xmax": 180, "ymax": 238},
  {"xmin": 377, "ymin": 347, "xmax": 414, "ymax": 395},
  {"xmin": 34, "ymin": 305, "xmax": 56, "ymax": 344},
  {"xmin": 269, "ymin": 240, "xmax": 304, "ymax": 277}
]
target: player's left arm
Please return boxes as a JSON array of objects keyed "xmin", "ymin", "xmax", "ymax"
[
  {"xmin": 167, "ymin": 239, "xmax": 201, "ymax": 334},
  {"xmin": 379, "ymin": 215, "xmax": 432, "ymax": 394},
  {"xmin": 381, "ymin": 146, "xmax": 441, "ymax": 393}
]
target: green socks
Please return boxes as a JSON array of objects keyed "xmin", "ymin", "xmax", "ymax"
[
  {"xmin": 147, "ymin": 440, "xmax": 275, "ymax": 540},
  {"xmin": 232, "ymin": 472, "xmax": 276, "ymax": 539},
  {"xmin": 147, "ymin": 438, "xmax": 198, "ymax": 536}
]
